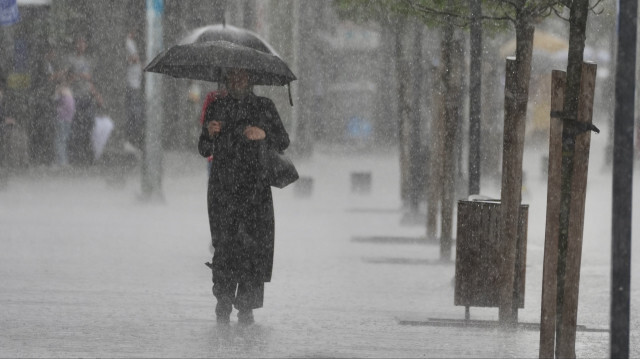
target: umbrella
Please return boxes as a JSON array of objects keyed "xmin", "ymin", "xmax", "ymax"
[
  {"xmin": 144, "ymin": 40, "xmax": 296, "ymax": 87},
  {"xmin": 179, "ymin": 24, "xmax": 279, "ymax": 56}
]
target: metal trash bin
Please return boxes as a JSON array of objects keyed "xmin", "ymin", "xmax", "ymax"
[{"xmin": 454, "ymin": 200, "xmax": 528, "ymax": 317}]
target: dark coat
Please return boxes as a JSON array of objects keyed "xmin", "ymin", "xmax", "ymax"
[{"xmin": 198, "ymin": 93, "xmax": 290, "ymax": 283}]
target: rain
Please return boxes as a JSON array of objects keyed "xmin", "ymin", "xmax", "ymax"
[{"xmin": 0, "ymin": 0, "xmax": 638, "ymax": 358}]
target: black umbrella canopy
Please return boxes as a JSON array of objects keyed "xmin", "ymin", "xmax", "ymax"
[
  {"xmin": 144, "ymin": 40, "xmax": 296, "ymax": 86},
  {"xmin": 179, "ymin": 24, "xmax": 279, "ymax": 56}
]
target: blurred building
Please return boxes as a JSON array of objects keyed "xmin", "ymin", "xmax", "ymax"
[{"xmin": 0, "ymin": 0, "xmax": 398, "ymax": 167}]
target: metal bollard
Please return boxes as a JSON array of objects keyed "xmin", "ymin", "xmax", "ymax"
[{"xmin": 350, "ymin": 171, "xmax": 372, "ymax": 194}]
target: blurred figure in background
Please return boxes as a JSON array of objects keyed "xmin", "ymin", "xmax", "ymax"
[
  {"xmin": 67, "ymin": 35, "xmax": 102, "ymax": 167},
  {"xmin": 29, "ymin": 43, "xmax": 59, "ymax": 166},
  {"xmin": 124, "ymin": 28, "xmax": 144, "ymax": 152}
]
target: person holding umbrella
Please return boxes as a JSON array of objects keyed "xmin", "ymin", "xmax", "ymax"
[
  {"xmin": 198, "ymin": 68, "xmax": 290, "ymax": 325},
  {"xmin": 145, "ymin": 37, "xmax": 296, "ymax": 325}
]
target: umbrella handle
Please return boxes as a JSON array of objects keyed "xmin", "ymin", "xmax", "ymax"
[{"xmin": 288, "ymin": 84, "xmax": 293, "ymax": 107}]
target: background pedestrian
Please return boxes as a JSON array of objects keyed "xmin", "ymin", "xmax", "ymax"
[
  {"xmin": 67, "ymin": 35, "xmax": 102, "ymax": 167},
  {"xmin": 124, "ymin": 28, "xmax": 144, "ymax": 151},
  {"xmin": 29, "ymin": 43, "xmax": 58, "ymax": 166},
  {"xmin": 53, "ymin": 71, "xmax": 75, "ymax": 169}
]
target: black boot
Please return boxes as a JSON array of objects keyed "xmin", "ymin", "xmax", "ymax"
[
  {"xmin": 215, "ymin": 301, "xmax": 232, "ymax": 324},
  {"xmin": 213, "ymin": 281, "xmax": 234, "ymax": 324},
  {"xmin": 237, "ymin": 309, "xmax": 254, "ymax": 325}
]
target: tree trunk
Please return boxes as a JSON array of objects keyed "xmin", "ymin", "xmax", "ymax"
[
  {"xmin": 468, "ymin": 0, "xmax": 482, "ymax": 195},
  {"xmin": 377, "ymin": 22, "xmax": 398, "ymax": 146},
  {"xmin": 426, "ymin": 27, "xmax": 447, "ymax": 241},
  {"xmin": 556, "ymin": 2, "xmax": 590, "ymax": 358},
  {"xmin": 498, "ymin": 13, "xmax": 534, "ymax": 325},
  {"xmin": 293, "ymin": 0, "xmax": 318, "ymax": 157},
  {"xmin": 539, "ymin": 70, "xmax": 567, "ymax": 359},
  {"xmin": 439, "ymin": 22, "xmax": 465, "ymax": 260},
  {"xmin": 408, "ymin": 23, "xmax": 423, "ymax": 216},
  {"xmin": 395, "ymin": 19, "xmax": 412, "ymax": 207}
]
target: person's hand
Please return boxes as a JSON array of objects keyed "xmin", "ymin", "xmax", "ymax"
[
  {"xmin": 243, "ymin": 126, "xmax": 265, "ymax": 140},
  {"xmin": 207, "ymin": 121, "xmax": 222, "ymax": 136}
]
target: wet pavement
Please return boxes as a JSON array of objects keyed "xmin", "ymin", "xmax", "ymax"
[{"xmin": 0, "ymin": 142, "xmax": 638, "ymax": 358}]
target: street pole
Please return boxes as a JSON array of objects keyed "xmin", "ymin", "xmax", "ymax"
[
  {"xmin": 141, "ymin": 0, "xmax": 164, "ymax": 201},
  {"xmin": 611, "ymin": 0, "xmax": 636, "ymax": 357}
]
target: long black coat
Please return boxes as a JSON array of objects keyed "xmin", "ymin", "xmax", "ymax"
[{"xmin": 198, "ymin": 93, "xmax": 290, "ymax": 283}]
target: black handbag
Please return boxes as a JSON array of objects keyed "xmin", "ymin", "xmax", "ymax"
[{"xmin": 262, "ymin": 148, "xmax": 299, "ymax": 188}]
